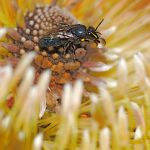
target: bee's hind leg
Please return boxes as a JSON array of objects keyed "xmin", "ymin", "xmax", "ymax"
[{"xmin": 69, "ymin": 44, "xmax": 77, "ymax": 62}]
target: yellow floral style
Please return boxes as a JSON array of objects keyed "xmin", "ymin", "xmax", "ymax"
[{"xmin": 0, "ymin": 0, "xmax": 150, "ymax": 150}]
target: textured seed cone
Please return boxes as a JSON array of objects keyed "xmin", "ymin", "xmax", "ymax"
[{"xmin": 1, "ymin": 5, "xmax": 106, "ymax": 112}]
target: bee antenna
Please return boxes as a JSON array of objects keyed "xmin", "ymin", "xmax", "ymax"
[{"xmin": 95, "ymin": 18, "xmax": 104, "ymax": 31}]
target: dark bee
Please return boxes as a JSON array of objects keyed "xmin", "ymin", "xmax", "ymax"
[
  {"xmin": 39, "ymin": 19, "xmax": 105, "ymax": 54},
  {"xmin": 58, "ymin": 19, "xmax": 106, "ymax": 45}
]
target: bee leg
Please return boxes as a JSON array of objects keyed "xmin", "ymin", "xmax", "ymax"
[
  {"xmin": 63, "ymin": 40, "xmax": 72, "ymax": 55},
  {"xmin": 72, "ymin": 45, "xmax": 76, "ymax": 61},
  {"xmin": 99, "ymin": 38, "xmax": 106, "ymax": 46},
  {"xmin": 69, "ymin": 38, "xmax": 81, "ymax": 61},
  {"xmin": 67, "ymin": 42, "xmax": 77, "ymax": 61}
]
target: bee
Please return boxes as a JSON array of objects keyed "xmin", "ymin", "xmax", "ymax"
[
  {"xmin": 39, "ymin": 19, "xmax": 105, "ymax": 55},
  {"xmin": 58, "ymin": 19, "xmax": 106, "ymax": 45}
]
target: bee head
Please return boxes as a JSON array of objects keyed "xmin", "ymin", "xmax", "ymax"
[
  {"xmin": 87, "ymin": 26, "xmax": 98, "ymax": 37},
  {"xmin": 87, "ymin": 19, "xmax": 104, "ymax": 45},
  {"xmin": 87, "ymin": 26, "xmax": 100, "ymax": 44}
]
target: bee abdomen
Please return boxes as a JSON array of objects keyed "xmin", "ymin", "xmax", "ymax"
[{"xmin": 39, "ymin": 37, "xmax": 61, "ymax": 49}]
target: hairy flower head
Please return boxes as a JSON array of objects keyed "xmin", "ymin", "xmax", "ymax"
[{"xmin": 0, "ymin": 0, "xmax": 150, "ymax": 150}]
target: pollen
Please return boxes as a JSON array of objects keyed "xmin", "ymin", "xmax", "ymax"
[
  {"xmin": 39, "ymin": 30, "xmax": 43, "ymax": 35},
  {"xmin": 28, "ymin": 12, "xmax": 33, "ymax": 18},
  {"xmin": 41, "ymin": 51, "xmax": 47, "ymax": 56},
  {"xmin": 34, "ymin": 55, "xmax": 43, "ymax": 66},
  {"xmin": 20, "ymin": 49, "xmax": 25, "ymax": 55},
  {"xmin": 33, "ymin": 37, "xmax": 39, "ymax": 43},
  {"xmin": 48, "ymin": 46, "xmax": 54, "ymax": 51},
  {"xmin": 34, "ymin": 46, "xmax": 40, "ymax": 52},
  {"xmin": 21, "ymin": 37, "xmax": 26, "ymax": 42},
  {"xmin": 34, "ymin": 24, "xmax": 40, "ymax": 29},
  {"xmin": 23, "ymin": 40, "xmax": 35, "ymax": 50},
  {"xmin": 64, "ymin": 61, "xmax": 81, "ymax": 71},
  {"xmin": 65, "ymin": 54, "xmax": 71, "ymax": 59},
  {"xmin": 75, "ymin": 48, "xmax": 87, "ymax": 58},
  {"xmin": 52, "ymin": 62, "xmax": 64, "ymax": 73},
  {"xmin": 42, "ymin": 57, "xmax": 52, "ymax": 68},
  {"xmin": 29, "ymin": 20, "xmax": 34, "ymax": 26},
  {"xmin": 33, "ymin": 30, "xmax": 38, "ymax": 35},
  {"xmin": 52, "ymin": 53, "xmax": 59, "ymax": 59},
  {"xmin": 25, "ymin": 29, "xmax": 30, "ymax": 34}
]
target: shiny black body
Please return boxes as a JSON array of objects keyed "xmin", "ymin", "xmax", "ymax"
[
  {"xmin": 68, "ymin": 24, "xmax": 87, "ymax": 38},
  {"xmin": 39, "ymin": 19, "xmax": 105, "ymax": 54},
  {"xmin": 39, "ymin": 37, "xmax": 68, "ymax": 49},
  {"xmin": 61, "ymin": 22, "xmax": 104, "ymax": 44}
]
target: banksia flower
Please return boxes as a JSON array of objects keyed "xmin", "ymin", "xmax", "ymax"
[
  {"xmin": 0, "ymin": 0, "xmax": 150, "ymax": 150},
  {"xmin": 1, "ymin": 3, "xmax": 106, "ymax": 111}
]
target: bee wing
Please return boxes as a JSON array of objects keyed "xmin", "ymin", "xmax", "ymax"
[
  {"xmin": 42, "ymin": 30, "xmax": 59, "ymax": 38},
  {"xmin": 44, "ymin": 31, "xmax": 68, "ymax": 38},
  {"xmin": 56, "ymin": 23, "xmax": 71, "ymax": 32},
  {"xmin": 56, "ymin": 32, "xmax": 74, "ymax": 38},
  {"xmin": 41, "ymin": 29, "xmax": 74, "ymax": 39}
]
